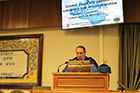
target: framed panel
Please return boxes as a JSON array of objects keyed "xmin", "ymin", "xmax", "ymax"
[{"xmin": 0, "ymin": 34, "xmax": 43, "ymax": 89}]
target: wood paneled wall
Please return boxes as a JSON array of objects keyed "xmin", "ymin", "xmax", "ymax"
[
  {"xmin": 0, "ymin": 2, "xmax": 4, "ymax": 29},
  {"xmin": 0, "ymin": 0, "xmax": 139, "ymax": 30},
  {"xmin": 2, "ymin": 0, "xmax": 29, "ymax": 29},
  {"xmin": 123, "ymin": 0, "xmax": 140, "ymax": 23},
  {"xmin": 29, "ymin": 0, "xmax": 61, "ymax": 28},
  {"xmin": 0, "ymin": 0, "xmax": 61, "ymax": 30}
]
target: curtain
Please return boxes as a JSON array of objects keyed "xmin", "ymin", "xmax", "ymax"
[{"xmin": 118, "ymin": 23, "xmax": 140, "ymax": 91}]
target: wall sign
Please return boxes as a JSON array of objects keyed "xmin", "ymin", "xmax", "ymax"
[{"xmin": 0, "ymin": 34, "xmax": 43, "ymax": 89}]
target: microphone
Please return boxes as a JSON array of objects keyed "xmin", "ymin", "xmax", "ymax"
[{"xmin": 57, "ymin": 61, "xmax": 68, "ymax": 72}]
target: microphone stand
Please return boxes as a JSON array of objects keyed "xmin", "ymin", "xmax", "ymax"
[{"xmin": 57, "ymin": 61, "xmax": 68, "ymax": 72}]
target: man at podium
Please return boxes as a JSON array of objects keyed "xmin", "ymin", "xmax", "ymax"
[{"xmin": 62, "ymin": 45, "xmax": 98, "ymax": 72}]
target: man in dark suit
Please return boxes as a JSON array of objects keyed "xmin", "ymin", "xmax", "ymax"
[{"xmin": 62, "ymin": 45, "xmax": 98, "ymax": 72}]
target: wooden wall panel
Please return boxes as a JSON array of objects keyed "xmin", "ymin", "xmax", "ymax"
[
  {"xmin": 45, "ymin": 0, "xmax": 61, "ymax": 27},
  {"xmin": 28, "ymin": 0, "xmax": 44, "ymax": 28},
  {"xmin": 123, "ymin": 0, "xmax": 140, "ymax": 23},
  {"xmin": 0, "ymin": 0, "xmax": 140, "ymax": 30},
  {"xmin": 12, "ymin": 0, "xmax": 29, "ymax": 29},
  {"xmin": 2, "ymin": 0, "xmax": 29, "ymax": 29},
  {"xmin": 0, "ymin": 2, "xmax": 4, "ymax": 29},
  {"xmin": 2, "ymin": 1, "xmax": 12, "ymax": 29},
  {"xmin": 29, "ymin": 0, "xmax": 61, "ymax": 28}
]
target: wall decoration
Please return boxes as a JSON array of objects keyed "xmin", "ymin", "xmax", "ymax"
[{"xmin": 0, "ymin": 34, "xmax": 43, "ymax": 89}]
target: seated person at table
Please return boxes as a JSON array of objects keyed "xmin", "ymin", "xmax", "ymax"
[{"xmin": 62, "ymin": 45, "xmax": 98, "ymax": 72}]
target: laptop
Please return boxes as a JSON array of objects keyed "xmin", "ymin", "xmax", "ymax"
[{"xmin": 67, "ymin": 60, "xmax": 94, "ymax": 72}]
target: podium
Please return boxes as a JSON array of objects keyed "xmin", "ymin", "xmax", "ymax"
[
  {"xmin": 52, "ymin": 72, "xmax": 109, "ymax": 92},
  {"xmin": 32, "ymin": 73, "xmax": 139, "ymax": 93}
]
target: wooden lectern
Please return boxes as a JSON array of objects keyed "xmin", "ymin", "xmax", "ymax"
[
  {"xmin": 52, "ymin": 72, "xmax": 109, "ymax": 92},
  {"xmin": 32, "ymin": 73, "xmax": 139, "ymax": 93}
]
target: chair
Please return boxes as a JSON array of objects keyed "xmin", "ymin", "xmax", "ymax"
[
  {"xmin": 33, "ymin": 86, "xmax": 51, "ymax": 90},
  {"xmin": 10, "ymin": 90, "xmax": 24, "ymax": 93},
  {"xmin": 0, "ymin": 90, "xmax": 5, "ymax": 93}
]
